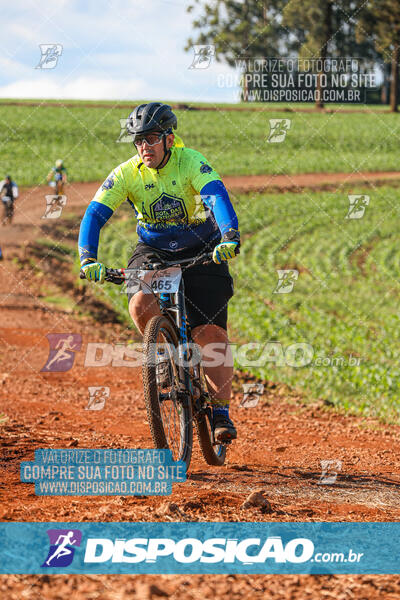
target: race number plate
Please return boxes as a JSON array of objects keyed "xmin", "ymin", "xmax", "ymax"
[{"xmin": 140, "ymin": 267, "xmax": 182, "ymax": 294}]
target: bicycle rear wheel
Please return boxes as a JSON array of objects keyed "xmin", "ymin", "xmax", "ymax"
[{"xmin": 142, "ymin": 315, "xmax": 193, "ymax": 470}]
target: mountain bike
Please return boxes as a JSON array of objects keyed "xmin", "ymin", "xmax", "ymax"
[
  {"xmin": 83, "ymin": 251, "xmax": 230, "ymax": 471},
  {"xmin": 55, "ymin": 178, "xmax": 65, "ymax": 197},
  {"xmin": 1, "ymin": 192, "xmax": 14, "ymax": 226},
  {"xmin": 49, "ymin": 173, "xmax": 65, "ymax": 199}
]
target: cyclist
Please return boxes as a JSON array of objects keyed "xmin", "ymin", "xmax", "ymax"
[
  {"xmin": 1, "ymin": 175, "xmax": 19, "ymax": 225},
  {"xmin": 47, "ymin": 159, "xmax": 67, "ymax": 196},
  {"xmin": 78, "ymin": 102, "xmax": 240, "ymax": 442}
]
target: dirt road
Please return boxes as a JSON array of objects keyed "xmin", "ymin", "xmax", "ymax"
[{"xmin": 1, "ymin": 181, "xmax": 400, "ymax": 598}]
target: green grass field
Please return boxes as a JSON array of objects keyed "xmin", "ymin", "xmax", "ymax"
[
  {"xmin": 230, "ymin": 186, "xmax": 400, "ymax": 421},
  {"xmin": 1, "ymin": 102, "xmax": 399, "ymax": 185},
  {"xmin": 0, "ymin": 98, "xmax": 390, "ymax": 110},
  {"xmin": 85, "ymin": 185, "xmax": 400, "ymax": 423}
]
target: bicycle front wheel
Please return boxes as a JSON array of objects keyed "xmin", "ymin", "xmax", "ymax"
[
  {"xmin": 194, "ymin": 367, "xmax": 226, "ymax": 466},
  {"xmin": 142, "ymin": 315, "xmax": 193, "ymax": 470}
]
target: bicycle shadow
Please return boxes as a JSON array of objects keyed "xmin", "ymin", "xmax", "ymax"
[
  {"xmin": 189, "ymin": 465, "xmax": 400, "ymax": 495},
  {"xmin": 291, "ymin": 467, "xmax": 400, "ymax": 490}
]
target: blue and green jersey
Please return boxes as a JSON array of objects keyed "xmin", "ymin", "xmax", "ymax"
[{"xmin": 78, "ymin": 135, "xmax": 238, "ymax": 263}]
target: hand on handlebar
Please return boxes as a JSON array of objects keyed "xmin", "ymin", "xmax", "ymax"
[
  {"xmin": 79, "ymin": 250, "xmax": 215, "ymax": 286},
  {"xmin": 212, "ymin": 242, "xmax": 239, "ymax": 264},
  {"xmin": 212, "ymin": 230, "xmax": 240, "ymax": 264},
  {"xmin": 80, "ymin": 260, "xmax": 106, "ymax": 283}
]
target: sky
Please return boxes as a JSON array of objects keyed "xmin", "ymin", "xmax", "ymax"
[{"xmin": 0, "ymin": 0, "xmax": 240, "ymax": 102}]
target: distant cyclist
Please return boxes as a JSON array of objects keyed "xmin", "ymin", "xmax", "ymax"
[
  {"xmin": 1, "ymin": 175, "xmax": 19, "ymax": 226},
  {"xmin": 78, "ymin": 103, "xmax": 240, "ymax": 442},
  {"xmin": 47, "ymin": 159, "xmax": 67, "ymax": 197}
]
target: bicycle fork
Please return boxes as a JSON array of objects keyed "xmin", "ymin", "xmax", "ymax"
[{"xmin": 159, "ymin": 289, "xmax": 192, "ymax": 404}]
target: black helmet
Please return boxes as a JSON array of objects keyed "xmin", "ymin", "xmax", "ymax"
[{"xmin": 126, "ymin": 102, "xmax": 177, "ymax": 138}]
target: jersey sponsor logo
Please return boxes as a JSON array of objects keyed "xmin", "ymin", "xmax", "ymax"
[
  {"xmin": 145, "ymin": 183, "xmax": 155, "ymax": 190},
  {"xmin": 149, "ymin": 193, "xmax": 188, "ymax": 223},
  {"xmin": 200, "ymin": 162, "xmax": 212, "ymax": 174},
  {"xmin": 101, "ymin": 175, "xmax": 115, "ymax": 191}
]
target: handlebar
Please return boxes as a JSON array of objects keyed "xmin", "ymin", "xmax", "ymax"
[{"xmin": 80, "ymin": 250, "xmax": 214, "ymax": 285}]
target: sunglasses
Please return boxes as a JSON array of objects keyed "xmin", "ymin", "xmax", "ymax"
[{"xmin": 134, "ymin": 132, "xmax": 164, "ymax": 148}]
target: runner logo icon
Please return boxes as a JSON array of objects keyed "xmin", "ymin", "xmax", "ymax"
[
  {"xmin": 116, "ymin": 118, "xmax": 132, "ymax": 143},
  {"xmin": 267, "ymin": 119, "xmax": 291, "ymax": 143},
  {"xmin": 41, "ymin": 529, "xmax": 82, "ymax": 568},
  {"xmin": 86, "ymin": 386, "xmax": 110, "ymax": 410},
  {"xmin": 274, "ymin": 269, "xmax": 299, "ymax": 294},
  {"xmin": 41, "ymin": 333, "xmax": 82, "ymax": 372},
  {"xmin": 35, "ymin": 44, "xmax": 63, "ymax": 69},
  {"xmin": 346, "ymin": 195, "xmax": 370, "ymax": 219},
  {"xmin": 42, "ymin": 195, "xmax": 67, "ymax": 219},
  {"xmin": 188, "ymin": 45, "xmax": 215, "ymax": 69}
]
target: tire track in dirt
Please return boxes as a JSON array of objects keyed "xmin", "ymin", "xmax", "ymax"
[{"xmin": 1, "ymin": 180, "xmax": 400, "ymax": 598}]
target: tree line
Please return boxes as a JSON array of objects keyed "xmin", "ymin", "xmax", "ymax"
[{"xmin": 186, "ymin": 0, "xmax": 400, "ymax": 111}]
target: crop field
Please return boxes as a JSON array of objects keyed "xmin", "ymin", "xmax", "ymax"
[
  {"xmin": 1, "ymin": 102, "xmax": 400, "ymax": 185},
  {"xmin": 230, "ymin": 186, "xmax": 400, "ymax": 420},
  {"xmin": 0, "ymin": 98, "xmax": 390, "ymax": 109}
]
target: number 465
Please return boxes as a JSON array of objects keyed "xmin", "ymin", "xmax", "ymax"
[{"xmin": 152, "ymin": 279, "xmax": 172, "ymax": 290}]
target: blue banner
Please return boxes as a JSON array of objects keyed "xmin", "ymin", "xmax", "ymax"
[{"xmin": 1, "ymin": 522, "xmax": 400, "ymax": 574}]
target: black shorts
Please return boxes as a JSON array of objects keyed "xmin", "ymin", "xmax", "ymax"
[{"xmin": 127, "ymin": 242, "xmax": 234, "ymax": 330}]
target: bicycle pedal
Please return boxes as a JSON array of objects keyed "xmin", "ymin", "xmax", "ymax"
[{"xmin": 213, "ymin": 439, "xmax": 231, "ymax": 447}]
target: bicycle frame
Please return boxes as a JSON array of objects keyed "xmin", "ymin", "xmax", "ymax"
[
  {"xmin": 91, "ymin": 250, "xmax": 214, "ymax": 405},
  {"xmin": 158, "ymin": 279, "xmax": 195, "ymax": 400},
  {"xmin": 81, "ymin": 252, "xmax": 229, "ymax": 460}
]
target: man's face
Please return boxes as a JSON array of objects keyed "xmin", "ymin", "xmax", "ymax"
[{"xmin": 135, "ymin": 131, "xmax": 174, "ymax": 168}]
